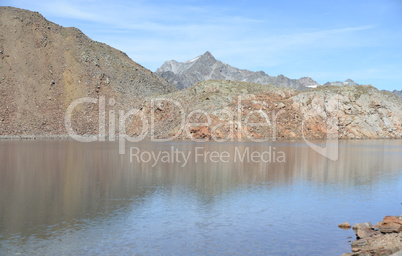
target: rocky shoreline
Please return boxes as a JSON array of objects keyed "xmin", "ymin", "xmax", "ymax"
[
  {"xmin": 1, "ymin": 135, "xmax": 401, "ymax": 141},
  {"xmin": 342, "ymin": 215, "xmax": 402, "ymax": 256},
  {"xmin": 0, "ymin": 135, "xmax": 73, "ymax": 140}
]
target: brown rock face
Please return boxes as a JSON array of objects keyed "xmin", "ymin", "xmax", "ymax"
[
  {"xmin": 379, "ymin": 216, "xmax": 402, "ymax": 233},
  {"xmin": 0, "ymin": 7, "xmax": 177, "ymax": 136},
  {"xmin": 339, "ymin": 222, "xmax": 352, "ymax": 229},
  {"xmin": 356, "ymin": 228, "xmax": 379, "ymax": 239},
  {"xmin": 345, "ymin": 216, "xmax": 402, "ymax": 256},
  {"xmin": 353, "ymin": 222, "xmax": 373, "ymax": 230},
  {"xmin": 137, "ymin": 80, "xmax": 402, "ymax": 141}
]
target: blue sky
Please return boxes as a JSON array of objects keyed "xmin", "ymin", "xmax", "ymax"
[{"xmin": 2, "ymin": 0, "xmax": 402, "ymax": 90}]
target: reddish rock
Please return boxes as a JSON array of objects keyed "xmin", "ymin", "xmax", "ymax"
[
  {"xmin": 188, "ymin": 126, "xmax": 212, "ymax": 139},
  {"xmin": 383, "ymin": 216, "xmax": 402, "ymax": 225},
  {"xmin": 339, "ymin": 222, "xmax": 352, "ymax": 229},
  {"xmin": 379, "ymin": 216, "xmax": 402, "ymax": 233},
  {"xmin": 345, "ymin": 216, "xmax": 402, "ymax": 256}
]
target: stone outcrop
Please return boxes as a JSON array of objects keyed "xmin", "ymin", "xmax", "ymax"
[
  {"xmin": 343, "ymin": 215, "xmax": 402, "ymax": 256},
  {"xmin": 155, "ymin": 51, "xmax": 318, "ymax": 90},
  {"xmin": 353, "ymin": 223, "xmax": 373, "ymax": 230},
  {"xmin": 339, "ymin": 222, "xmax": 352, "ymax": 229},
  {"xmin": 377, "ymin": 216, "xmax": 402, "ymax": 233},
  {"xmin": 129, "ymin": 80, "xmax": 402, "ymax": 141}
]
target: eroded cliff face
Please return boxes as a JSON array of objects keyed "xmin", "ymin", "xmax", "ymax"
[
  {"xmin": 0, "ymin": 7, "xmax": 177, "ymax": 136},
  {"xmin": 291, "ymin": 86, "xmax": 401, "ymax": 139},
  {"xmin": 128, "ymin": 81, "xmax": 401, "ymax": 141}
]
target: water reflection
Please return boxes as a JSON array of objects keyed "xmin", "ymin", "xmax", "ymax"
[
  {"xmin": 0, "ymin": 140, "xmax": 401, "ymax": 254},
  {"xmin": 0, "ymin": 140, "xmax": 400, "ymax": 234}
]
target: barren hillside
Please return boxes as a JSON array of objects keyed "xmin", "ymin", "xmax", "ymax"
[
  {"xmin": 0, "ymin": 7, "xmax": 401, "ymax": 140},
  {"xmin": 0, "ymin": 7, "xmax": 177, "ymax": 136},
  {"xmin": 133, "ymin": 80, "xmax": 402, "ymax": 140}
]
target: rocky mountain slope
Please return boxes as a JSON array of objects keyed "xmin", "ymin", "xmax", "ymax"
[
  {"xmin": 0, "ymin": 7, "xmax": 400, "ymax": 140},
  {"xmin": 134, "ymin": 81, "xmax": 402, "ymax": 140},
  {"xmin": 392, "ymin": 90, "xmax": 402, "ymax": 98},
  {"xmin": 0, "ymin": 7, "xmax": 177, "ymax": 136},
  {"xmin": 323, "ymin": 79, "xmax": 359, "ymax": 86},
  {"xmin": 381, "ymin": 90, "xmax": 402, "ymax": 99},
  {"xmin": 155, "ymin": 51, "xmax": 318, "ymax": 90}
]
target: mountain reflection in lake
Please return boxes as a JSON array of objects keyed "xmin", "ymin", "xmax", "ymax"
[{"xmin": 0, "ymin": 140, "xmax": 401, "ymax": 255}]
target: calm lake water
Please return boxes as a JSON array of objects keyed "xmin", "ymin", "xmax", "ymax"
[{"xmin": 0, "ymin": 140, "xmax": 401, "ymax": 255}]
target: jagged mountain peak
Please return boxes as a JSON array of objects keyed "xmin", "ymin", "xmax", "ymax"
[
  {"xmin": 187, "ymin": 51, "xmax": 217, "ymax": 68},
  {"xmin": 204, "ymin": 50, "xmax": 213, "ymax": 56},
  {"xmin": 324, "ymin": 79, "xmax": 359, "ymax": 86},
  {"xmin": 157, "ymin": 51, "xmax": 216, "ymax": 73},
  {"xmin": 155, "ymin": 52, "xmax": 318, "ymax": 90},
  {"xmin": 200, "ymin": 51, "xmax": 215, "ymax": 59}
]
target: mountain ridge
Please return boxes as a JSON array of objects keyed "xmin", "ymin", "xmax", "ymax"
[
  {"xmin": 392, "ymin": 90, "xmax": 402, "ymax": 98},
  {"xmin": 156, "ymin": 51, "xmax": 319, "ymax": 90},
  {"xmin": 0, "ymin": 7, "xmax": 400, "ymax": 140}
]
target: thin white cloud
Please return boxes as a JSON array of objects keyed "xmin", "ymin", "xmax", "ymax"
[
  {"xmin": 43, "ymin": 2, "xmax": 102, "ymax": 22},
  {"xmin": 25, "ymin": 1, "xmax": 377, "ymax": 71}
]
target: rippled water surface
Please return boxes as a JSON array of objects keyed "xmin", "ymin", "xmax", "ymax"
[{"xmin": 0, "ymin": 140, "xmax": 401, "ymax": 255}]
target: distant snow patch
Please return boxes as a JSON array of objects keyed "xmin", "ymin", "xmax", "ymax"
[{"xmin": 186, "ymin": 56, "xmax": 200, "ymax": 63}]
